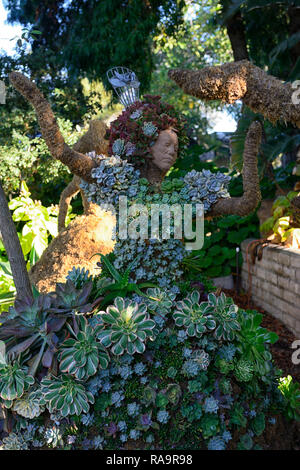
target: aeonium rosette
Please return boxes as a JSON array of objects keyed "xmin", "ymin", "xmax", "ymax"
[
  {"xmin": 173, "ymin": 291, "xmax": 216, "ymax": 338},
  {"xmin": 97, "ymin": 297, "xmax": 155, "ymax": 355}
]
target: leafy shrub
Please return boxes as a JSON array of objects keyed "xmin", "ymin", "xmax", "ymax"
[
  {"xmin": 0, "ymin": 182, "xmax": 74, "ymax": 310},
  {"xmin": 260, "ymin": 191, "xmax": 300, "ymax": 245}
]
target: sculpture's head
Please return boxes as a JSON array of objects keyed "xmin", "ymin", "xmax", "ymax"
[
  {"xmin": 106, "ymin": 95, "xmax": 187, "ymax": 174},
  {"xmin": 150, "ymin": 127, "xmax": 179, "ymax": 171}
]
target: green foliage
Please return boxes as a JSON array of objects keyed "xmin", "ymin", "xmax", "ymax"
[
  {"xmin": 199, "ymin": 414, "xmax": 220, "ymax": 439},
  {"xmin": 278, "ymin": 376, "xmax": 300, "ymax": 421},
  {"xmin": 0, "ymin": 183, "xmax": 74, "ymax": 310},
  {"xmin": 5, "ymin": 0, "xmax": 185, "ymax": 93},
  {"xmin": 54, "ymin": 280, "xmax": 93, "ymax": 310},
  {"xmin": 166, "ymin": 383, "xmax": 182, "ymax": 406},
  {"xmin": 250, "ymin": 412, "xmax": 266, "ymax": 437},
  {"xmin": 141, "ymin": 386, "xmax": 157, "ymax": 406},
  {"xmin": 12, "ymin": 388, "xmax": 44, "ymax": 419},
  {"xmin": 94, "ymin": 254, "xmax": 157, "ymax": 307},
  {"xmin": 66, "ymin": 267, "xmax": 93, "ymax": 290},
  {"xmin": 260, "ymin": 191, "xmax": 300, "ymax": 243},
  {"xmin": 208, "ymin": 293, "xmax": 240, "ymax": 341},
  {"xmin": 0, "ymin": 273, "xmax": 298, "ymax": 449},
  {"xmin": 0, "ymin": 280, "xmax": 93, "ymax": 383},
  {"xmin": 0, "ymin": 117, "xmax": 79, "ymax": 201},
  {"xmin": 237, "ymin": 310, "xmax": 278, "ymax": 377},
  {"xmin": 234, "ymin": 358, "xmax": 254, "ymax": 382},
  {"xmin": 237, "ymin": 433, "xmax": 253, "ymax": 450},
  {"xmin": 0, "ymin": 341, "xmax": 34, "ymax": 403},
  {"xmin": 8, "ymin": 181, "xmax": 58, "ymax": 264},
  {"xmin": 150, "ymin": 0, "xmax": 233, "ymax": 143},
  {"xmin": 230, "ymin": 403, "xmax": 247, "ymax": 429}
]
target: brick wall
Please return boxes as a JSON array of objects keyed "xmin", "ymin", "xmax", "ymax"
[{"xmin": 241, "ymin": 239, "xmax": 300, "ymax": 338}]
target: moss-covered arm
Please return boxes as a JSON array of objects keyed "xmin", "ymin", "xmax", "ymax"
[
  {"xmin": 9, "ymin": 72, "xmax": 96, "ymax": 182},
  {"xmin": 168, "ymin": 60, "xmax": 300, "ymax": 128},
  {"xmin": 207, "ymin": 121, "xmax": 262, "ymax": 217}
]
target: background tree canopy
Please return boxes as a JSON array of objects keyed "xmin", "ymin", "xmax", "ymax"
[
  {"xmin": 0, "ymin": 0, "xmax": 300, "ymax": 203},
  {"xmin": 4, "ymin": 0, "xmax": 185, "ymax": 91}
]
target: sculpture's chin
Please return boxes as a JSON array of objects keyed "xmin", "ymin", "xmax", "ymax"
[
  {"xmin": 156, "ymin": 163, "xmax": 173, "ymax": 171},
  {"xmin": 153, "ymin": 158, "xmax": 176, "ymax": 172}
]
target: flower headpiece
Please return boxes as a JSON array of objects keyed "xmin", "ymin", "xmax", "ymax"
[
  {"xmin": 107, "ymin": 67, "xmax": 140, "ymax": 108},
  {"xmin": 106, "ymin": 68, "xmax": 188, "ymax": 162}
]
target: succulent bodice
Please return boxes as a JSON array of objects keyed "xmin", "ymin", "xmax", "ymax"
[{"xmin": 81, "ymin": 153, "xmax": 231, "ymax": 288}]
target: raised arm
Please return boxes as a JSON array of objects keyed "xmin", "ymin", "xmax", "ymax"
[
  {"xmin": 168, "ymin": 60, "xmax": 300, "ymax": 128},
  {"xmin": 9, "ymin": 72, "xmax": 97, "ymax": 182},
  {"xmin": 207, "ymin": 121, "xmax": 262, "ymax": 217}
]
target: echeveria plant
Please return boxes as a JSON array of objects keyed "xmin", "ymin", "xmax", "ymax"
[
  {"xmin": 41, "ymin": 374, "xmax": 95, "ymax": 417},
  {"xmin": 97, "ymin": 297, "xmax": 155, "ymax": 355},
  {"xmin": 59, "ymin": 316, "xmax": 109, "ymax": 380},
  {"xmin": 207, "ymin": 293, "xmax": 240, "ymax": 341},
  {"xmin": 173, "ymin": 291, "xmax": 216, "ymax": 338},
  {"xmin": 0, "ymin": 341, "xmax": 34, "ymax": 404}
]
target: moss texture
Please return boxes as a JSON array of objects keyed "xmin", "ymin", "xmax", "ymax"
[{"xmin": 168, "ymin": 60, "xmax": 300, "ymax": 127}]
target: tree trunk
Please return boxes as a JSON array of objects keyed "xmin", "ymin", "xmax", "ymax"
[
  {"xmin": 226, "ymin": 10, "xmax": 249, "ymax": 61},
  {"xmin": 0, "ymin": 181, "xmax": 33, "ymax": 302}
]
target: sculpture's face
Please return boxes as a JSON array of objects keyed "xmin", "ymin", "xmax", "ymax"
[{"xmin": 150, "ymin": 128, "xmax": 179, "ymax": 171}]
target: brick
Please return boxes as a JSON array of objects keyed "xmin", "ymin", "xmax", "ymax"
[
  {"xmin": 289, "ymin": 280, "xmax": 300, "ymax": 295},
  {"xmin": 295, "ymin": 269, "xmax": 300, "ymax": 282},
  {"xmin": 276, "ymin": 251, "xmax": 291, "ymax": 267},
  {"xmin": 273, "ymin": 296, "xmax": 300, "ymax": 319},
  {"xmin": 289, "ymin": 254, "xmax": 300, "ymax": 269},
  {"xmin": 277, "ymin": 276, "xmax": 290, "ymax": 291},
  {"xmin": 255, "ymin": 266, "xmax": 277, "ymax": 286},
  {"xmin": 257, "ymin": 259, "xmax": 278, "ymax": 273}
]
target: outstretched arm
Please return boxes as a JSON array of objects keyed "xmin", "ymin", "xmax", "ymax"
[
  {"xmin": 9, "ymin": 72, "xmax": 97, "ymax": 182},
  {"xmin": 169, "ymin": 60, "xmax": 300, "ymax": 128}
]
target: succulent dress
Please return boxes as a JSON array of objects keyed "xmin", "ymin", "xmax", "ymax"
[{"xmin": 81, "ymin": 153, "xmax": 231, "ymax": 289}]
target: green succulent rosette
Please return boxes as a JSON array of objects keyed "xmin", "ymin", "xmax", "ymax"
[
  {"xmin": 207, "ymin": 293, "xmax": 241, "ymax": 341},
  {"xmin": 58, "ymin": 317, "xmax": 109, "ymax": 380},
  {"xmin": 41, "ymin": 374, "xmax": 95, "ymax": 417},
  {"xmin": 97, "ymin": 297, "xmax": 155, "ymax": 355},
  {"xmin": 234, "ymin": 358, "xmax": 254, "ymax": 382},
  {"xmin": 0, "ymin": 362, "xmax": 34, "ymax": 402},
  {"xmin": 145, "ymin": 287, "xmax": 176, "ymax": 316},
  {"xmin": 12, "ymin": 388, "xmax": 44, "ymax": 419},
  {"xmin": 173, "ymin": 291, "xmax": 216, "ymax": 337}
]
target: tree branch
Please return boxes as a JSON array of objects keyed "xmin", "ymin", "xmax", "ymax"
[{"xmin": 226, "ymin": 10, "xmax": 249, "ymax": 61}]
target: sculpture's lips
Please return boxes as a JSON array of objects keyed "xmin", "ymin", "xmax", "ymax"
[{"xmin": 163, "ymin": 155, "xmax": 175, "ymax": 163}]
